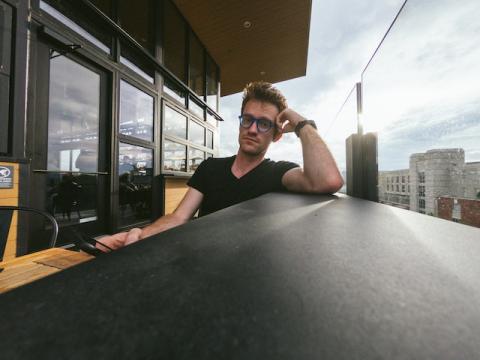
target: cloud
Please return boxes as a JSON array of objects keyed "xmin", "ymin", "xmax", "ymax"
[
  {"xmin": 220, "ymin": 0, "xmax": 406, "ymax": 167},
  {"xmin": 361, "ymin": 0, "xmax": 480, "ymax": 169}
]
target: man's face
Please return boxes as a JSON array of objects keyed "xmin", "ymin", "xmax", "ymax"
[{"xmin": 238, "ymin": 100, "xmax": 281, "ymax": 157}]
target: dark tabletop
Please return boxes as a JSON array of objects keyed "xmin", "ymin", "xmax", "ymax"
[{"xmin": 1, "ymin": 193, "xmax": 480, "ymax": 359}]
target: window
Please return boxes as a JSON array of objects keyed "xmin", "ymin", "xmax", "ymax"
[
  {"xmin": 402, "ymin": 176, "xmax": 405, "ymax": 183},
  {"xmin": 387, "ymin": 184, "xmax": 390, "ymax": 191},
  {"xmin": 163, "ymin": 79, "xmax": 186, "ymax": 105},
  {"xmin": 188, "ymin": 120, "xmax": 204, "ymax": 146},
  {"xmin": 189, "ymin": 32, "xmax": 205, "ymax": 97},
  {"xmin": 396, "ymin": 176, "xmax": 399, "ymax": 182},
  {"xmin": 119, "ymin": 80, "xmax": 154, "ymax": 142},
  {"xmin": 418, "ymin": 172, "xmax": 425, "ymax": 183},
  {"xmin": 118, "ymin": 0, "xmax": 154, "ymax": 53},
  {"xmin": 396, "ymin": 185, "xmax": 399, "ymax": 192},
  {"xmin": 188, "ymin": 148, "xmax": 204, "ymax": 172},
  {"xmin": 120, "ymin": 45, "xmax": 155, "ymax": 83},
  {"xmin": 402, "ymin": 185, "xmax": 405, "ymax": 192},
  {"xmin": 40, "ymin": 1, "xmax": 111, "ymax": 53},
  {"xmin": 0, "ymin": 1, "xmax": 13, "ymax": 154},
  {"xmin": 419, "ymin": 199, "xmax": 425, "ymax": 209},
  {"xmin": 189, "ymin": 98, "xmax": 204, "ymax": 119},
  {"xmin": 163, "ymin": 0, "xmax": 186, "ymax": 82},
  {"xmin": 207, "ymin": 111, "xmax": 217, "ymax": 127},
  {"xmin": 206, "ymin": 54, "xmax": 218, "ymax": 110},
  {"xmin": 118, "ymin": 143, "xmax": 153, "ymax": 226},
  {"xmin": 418, "ymin": 185, "xmax": 425, "ymax": 197},
  {"xmin": 206, "ymin": 130, "xmax": 214, "ymax": 149},
  {"xmin": 47, "ymin": 55, "xmax": 100, "ymax": 172},
  {"xmin": 164, "ymin": 105, "xmax": 187, "ymax": 139},
  {"xmin": 163, "ymin": 140, "xmax": 186, "ymax": 172}
]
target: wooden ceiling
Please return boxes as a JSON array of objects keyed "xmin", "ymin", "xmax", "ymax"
[{"xmin": 173, "ymin": 0, "xmax": 312, "ymax": 96}]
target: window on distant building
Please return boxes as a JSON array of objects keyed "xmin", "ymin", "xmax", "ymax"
[
  {"xmin": 418, "ymin": 185, "xmax": 425, "ymax": 197},
  {"xmin": 419, "ymin": 199, "xmax": 425, "ymax": 209},
  {"xmin": 418, "ymin": 172, "xmax": 425, "ymax": 183}
]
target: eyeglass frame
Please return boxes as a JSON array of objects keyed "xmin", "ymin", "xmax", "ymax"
[{"xmin": 238, "ymin": 114, "xmax": 275, "ymax": 133}]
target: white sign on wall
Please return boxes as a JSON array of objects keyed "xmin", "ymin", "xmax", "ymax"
[{"xmin": 0, "ymin": 166, "xmax": 14, "ymax": 189}]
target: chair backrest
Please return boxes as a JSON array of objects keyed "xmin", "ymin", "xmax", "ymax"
[{"xmin": 0, "ymin": 206, "xmax": 59, "ymax": 261}]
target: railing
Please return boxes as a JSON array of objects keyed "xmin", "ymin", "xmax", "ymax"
[{"xmin": 334, "ymin": 0, "xmax": 480, "ymax": 228}]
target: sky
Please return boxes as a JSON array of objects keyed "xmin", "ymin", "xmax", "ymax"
[{"xmin": 217, "ymin": 0, "xmax": 480, "ymax": 172}]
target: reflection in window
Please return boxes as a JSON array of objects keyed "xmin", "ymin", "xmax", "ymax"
[
  {"xmin": 189, "ymin": 148, "xmax": 204, "ymax": 172},
  {"xmin": 163, "ymin": 140, "xmax": 186, "ymax": 172},
  {"xmin": 163, "ymin": 79, "xmax": 186, "ymax": 105},
  {"xmin": 189, "ymin": 32, "xmax": 204, "ymax": 97},
  {"xmin": 163, "ymin": 0, "xmax": 186, "ymax": 81},
  {"xmin": 47, "ymin": 56, "xmax": 100, "ymax": 173},
  {"xmin": 118, "ymin": 143, "xmax": 153, "ymax": 226},
  {"xmin": 40, "ymin": 1, "xmax": 110, "ymax": 53},
  {"xmin": 189, "ymin": 120, "xmax": 204, "ymax": 146},
  {"xmin": 206, "ymin": 54, "xmax": 218, "ymax": 110},
  {"xmin": 119, "ymin": 80, "xmax": 154, "ymax": 142},
  {"xmin": 164, "ymin": 105, "xmax": 187, "ymax": 139},
  {"xmin": 118, "ymin": 0, "xmax": 154, "ymax": 52},
  {"xmin": 46, "ymin": 173, "xmax": 98, "ymax": 225},
  {"xmin": 207, "ymin": 111, "xmax": 217, "ymax": 127},
  {"xmin": 189, "ymin": 98, "xmax": 204, "ymax": 119},
  {"xmin": 120, "ymin": 45, "xmax": 155, "ymax": 83},
  {"xmin": 206, "ymin": 130, "xmax": 214, "ymax": 149}
]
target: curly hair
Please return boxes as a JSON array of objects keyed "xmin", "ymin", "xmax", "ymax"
[{"xmin": 241, "ymin": 81, "xmax": 288, "ymax": 114}]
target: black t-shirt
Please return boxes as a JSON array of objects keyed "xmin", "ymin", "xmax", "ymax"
[{"xmin": 187, "ymin": 156, "xmax": 299, "ymax": 217}]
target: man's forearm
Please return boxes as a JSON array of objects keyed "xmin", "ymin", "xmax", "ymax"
[
  {"xmin": 139, "ymin": 213, "xmax": 188, "ymax": 240},
  {"xmin": 299, "ymin": 125, "xmax": 343, "ymax": 192}
]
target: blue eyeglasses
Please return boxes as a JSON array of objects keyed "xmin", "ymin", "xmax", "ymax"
[{"xmin": 238, "ymin": 114, "xmax": 275, "ymax": 133}]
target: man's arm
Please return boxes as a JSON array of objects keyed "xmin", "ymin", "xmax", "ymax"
[
  {"xmin": 96, "ymin": 187, "xmax": 203, "ymax": 251},
  {"xmin": 276, "ymin": 108, "xmax": 344, "ymax": 194}
]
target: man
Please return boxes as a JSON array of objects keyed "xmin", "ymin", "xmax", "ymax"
[{"xmin": 99, "ymin": 81, "xmax": 343, "ymax": 251}]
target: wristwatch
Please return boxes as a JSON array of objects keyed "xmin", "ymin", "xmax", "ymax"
[{"xmin": 294, "ymin": 120, "xmax": 317, "ymax": 137}]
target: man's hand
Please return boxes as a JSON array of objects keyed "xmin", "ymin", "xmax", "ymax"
[
  {"xmin": 96, "ymin": 227, "xmax": 143, "ymax": 252},
  {"xmin": 276, "ymin": 108, "xmax": 307, "ymax": 134}
]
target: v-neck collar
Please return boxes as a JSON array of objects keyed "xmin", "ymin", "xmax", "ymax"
[{"xmin": 229, "ymin": 155, "xmax": 268, "ymax": 180}]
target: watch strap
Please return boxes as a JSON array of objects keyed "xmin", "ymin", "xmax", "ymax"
[{"xmin": 294, "ymin": 120, "xmax": 317, "ymax": 137}]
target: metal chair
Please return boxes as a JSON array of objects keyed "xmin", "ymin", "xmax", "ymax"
[{"xmin": 0, "ymin": 206, "xmax": 59, "ymax": 261}]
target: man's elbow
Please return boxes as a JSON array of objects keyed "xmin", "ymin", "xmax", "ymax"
[{"xmin": 311, "ymin": 176, "xmax": 344, "ymax": 194}]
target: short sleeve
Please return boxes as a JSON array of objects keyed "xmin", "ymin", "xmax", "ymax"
[
  {"xmin": 272, "ymin": 161, "xmax": 299, "ymax": 191},
  {"xmin": 187, "ymin": 158, "xmax": 211, "ymax": 194}
]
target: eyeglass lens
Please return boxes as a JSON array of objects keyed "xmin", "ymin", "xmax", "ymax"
[{"xmin": 240, "ymin": 115, "xmax": 273, "ymax": 132}]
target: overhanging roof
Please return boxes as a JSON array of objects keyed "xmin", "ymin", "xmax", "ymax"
[{"xmin": 174, "ymin": 0, "xmax": 312, "ymax": 96}]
